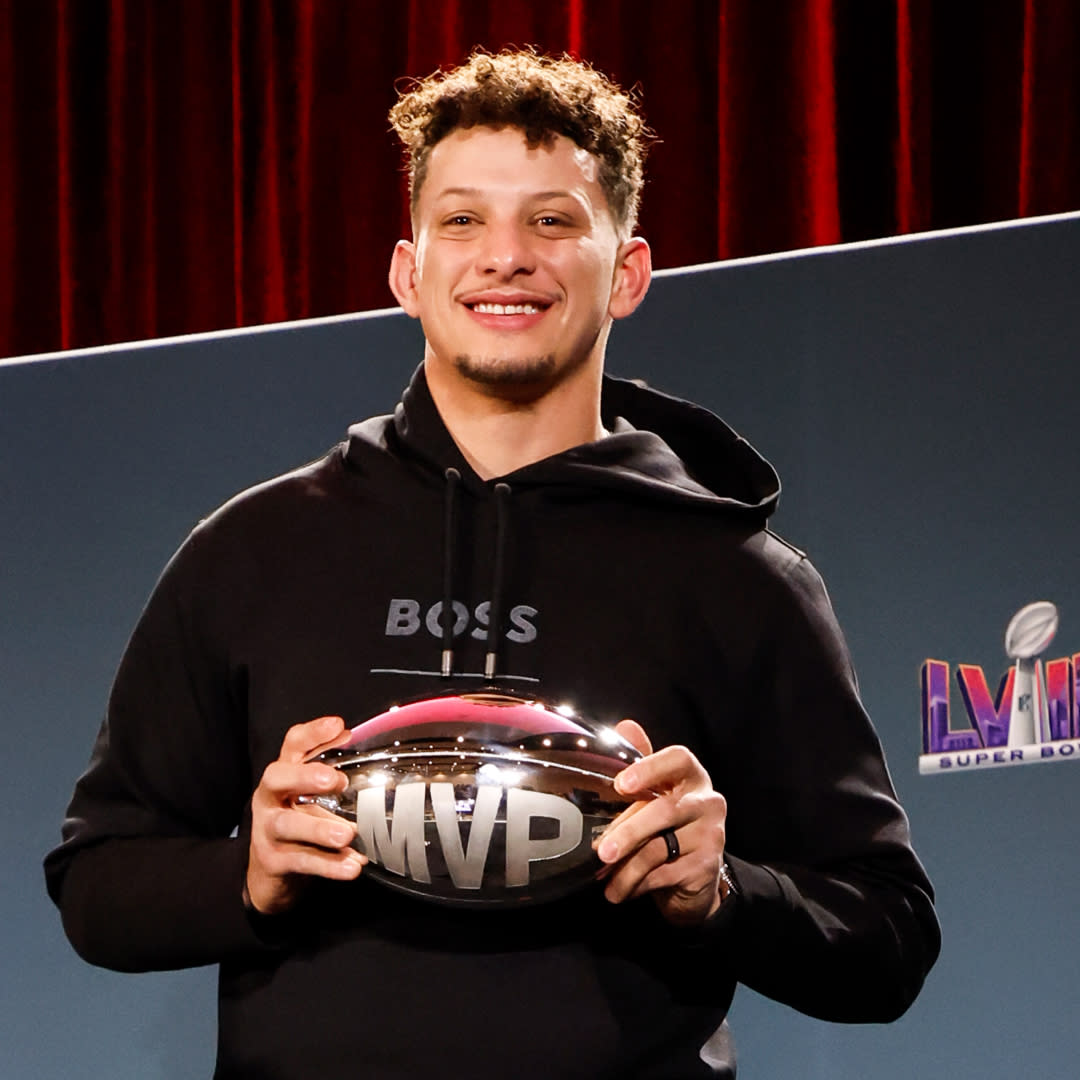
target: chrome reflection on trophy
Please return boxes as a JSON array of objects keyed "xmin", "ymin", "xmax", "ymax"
[{"xmin": 298, "ymin": 691, "xmax": 642, "ymax": 907}]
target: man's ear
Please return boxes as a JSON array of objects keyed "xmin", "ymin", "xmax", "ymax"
[
  {"xmin": 388, "ymin": 240, "xmax": 420, "ymax": 318},
  {"xmin": 608, "ymin": 237, "xmax": 652, "ymax": 321}
]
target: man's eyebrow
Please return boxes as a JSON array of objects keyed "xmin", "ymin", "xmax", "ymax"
[{"xmin": 529, "ymin": 190, "xmax": 581, "ymax": 202}]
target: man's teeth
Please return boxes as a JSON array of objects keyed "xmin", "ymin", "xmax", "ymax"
[{"xmin": 472, "ymin": 302, "xmax": 541, "ymax": 315}]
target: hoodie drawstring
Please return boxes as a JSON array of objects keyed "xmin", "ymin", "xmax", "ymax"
[
  {"xmin": 484, "ymin": 482, "xmax": 512, "ymax": 681},
  {"xmin": 441, "ymin": 468, "xmax": 461, "ymax": 677},
  {"xmin": 440, "ymin": 470, "xmax": 512, "ymax": 682}
]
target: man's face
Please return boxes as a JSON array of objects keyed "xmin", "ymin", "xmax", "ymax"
[{"xmin": 389, "ymin": 126, "xmax": 649, "ymax": 397}]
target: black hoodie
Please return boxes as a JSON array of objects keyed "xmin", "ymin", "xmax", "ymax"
[{"xmin": 46, "ymin": 367, "xmax": 939, "ymax": 1079}]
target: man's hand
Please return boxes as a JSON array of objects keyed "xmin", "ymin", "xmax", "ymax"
[
  {"xmin": 246, "ymin": 715, "xmax": 367, "ymax": 916},
  {"xmin": 596, "ymin": 719, "xmax": 728, "ymax": 926}
]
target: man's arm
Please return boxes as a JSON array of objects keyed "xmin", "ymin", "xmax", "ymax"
[
  {"xmin": 45, "ymin": 527, "xmax": 362, "ymax": 971},
  {"xmin": 597, "ymin": 553, "xmax": 940, "ymax": 1022},
  {"xmin": 44, "ymin": 528, "xmax": 255, "ymax": 970}
]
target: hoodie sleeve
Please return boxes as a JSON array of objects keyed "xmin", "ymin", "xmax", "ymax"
[
  {"xmin": 710, "ymin": 552, "xmax": 940, "ymax": 1022},
  {"xmin": 43, "ymin": 528, "xmax": 271, "ymax": 971}
]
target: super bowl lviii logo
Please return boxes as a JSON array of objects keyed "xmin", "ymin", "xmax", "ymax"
[{"xmin": 920, "ymin": 602, "xmax": 1079, "ymax": 774}]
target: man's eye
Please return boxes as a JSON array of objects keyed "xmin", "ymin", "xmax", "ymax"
[
  {"xmin": 444, "ymin": 215, "xmax": 475, "ymax": 226},
  {"xmin": 537, "ymin": 215, "xmax": 566, "ymax": 227}
]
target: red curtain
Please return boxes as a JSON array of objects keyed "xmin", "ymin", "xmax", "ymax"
[{"xmin": 1, "ymin": 0, "xmax": 1078, "ymax": 359}]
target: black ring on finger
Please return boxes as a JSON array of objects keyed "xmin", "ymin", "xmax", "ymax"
[{"xmin": 661, "ymin": 827, "xmax": 680, "ymax": 863}]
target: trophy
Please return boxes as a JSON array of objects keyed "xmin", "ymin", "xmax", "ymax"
[
  {"xmin": 299, "ymin": 690, "xmax": 643, "ymax": 907},
  {"xmin": 1004, "ymin": 601, "xmax": 1059, "ymax": 748}
]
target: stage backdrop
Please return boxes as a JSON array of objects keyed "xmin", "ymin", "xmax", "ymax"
[{"xmin": 2, "ymin": 211, "xmax": 1078, "ymax": 1079}]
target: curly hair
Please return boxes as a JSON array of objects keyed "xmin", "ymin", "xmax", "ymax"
[{"xmin": 389, "ymin": 48, "xmax": 652, "ymax": 237}]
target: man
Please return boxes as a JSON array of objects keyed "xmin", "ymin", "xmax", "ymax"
[{"xmin": 47, "ymin": 50, "xmax": 939, "ymax": 1078}]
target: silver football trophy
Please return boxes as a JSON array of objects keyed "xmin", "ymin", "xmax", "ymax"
[
  {"xmin": 1005, "ymin": 601, "xmax": 1059, "ymax": 748},
  {"xmin": 298, "ymin": 690, "xmax": 642, "ymax": 906}
]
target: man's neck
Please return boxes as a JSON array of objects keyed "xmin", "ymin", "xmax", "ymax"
[{"xmin": 424, "ymin": 356, "xmax": 606, "ymax": 480}]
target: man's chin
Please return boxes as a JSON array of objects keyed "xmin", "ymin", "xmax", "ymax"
[{"xmin": 453, "ymin": 353, "xmax": 558, "ymax": 392}]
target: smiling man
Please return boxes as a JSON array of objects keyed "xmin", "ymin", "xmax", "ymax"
[
  {"xmin": 388, "ymin": 116, "xmax": 651, "ymax": 479},
  {"xmin": 47, "ymin": 50, "xmax": 939, "ymax": 1078}
]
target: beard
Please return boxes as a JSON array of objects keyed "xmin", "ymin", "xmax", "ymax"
[{"xmin": 452, "ymin": 352, "xmax": 558, "ymax": 389}]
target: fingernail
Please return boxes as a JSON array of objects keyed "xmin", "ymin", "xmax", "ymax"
[
  {"xmin": 317, "ymin": 769, "xmax": 337, "ymax": 789},
  {"xmin": 330, "ymin": 825, "xmax": 352, "ymax": 846},
  {"xmin": 598, "ymin": 839, "xmax": 618, "ymax": 862},
  {"xmin": 615, "ymin": 767, "xmax": 636, "ymax": 794}
]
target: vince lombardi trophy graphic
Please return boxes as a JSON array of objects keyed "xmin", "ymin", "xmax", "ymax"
[{"xmin": 1005, "ymin": 601, "xmax": 1059, "ymax": 748}]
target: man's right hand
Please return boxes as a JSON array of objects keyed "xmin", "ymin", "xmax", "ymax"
[{"xmin": 245, "ymin": 715, "xmax": 366, "ymax": 916}]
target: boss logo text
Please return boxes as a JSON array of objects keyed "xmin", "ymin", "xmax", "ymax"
[{"xmin": 385, "ymin": 598, "xmax": 538, "ymax": 643}]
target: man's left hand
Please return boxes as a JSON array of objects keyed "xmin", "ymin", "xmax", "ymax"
[{"xmin": 597, "ymin": 719, "xmax": 728, "ymax": 926}]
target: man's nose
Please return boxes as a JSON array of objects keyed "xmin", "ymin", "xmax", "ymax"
[{"xmin": 477, "ymin": 221, "xmax": 536, "ymax": 277}]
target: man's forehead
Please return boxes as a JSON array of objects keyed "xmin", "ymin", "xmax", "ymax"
[{"xmin": 424, "ymin": 127, "xmax": 602, "ymax": 191}]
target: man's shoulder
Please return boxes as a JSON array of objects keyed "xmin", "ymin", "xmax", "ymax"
[
  {"xmin": 751, "ymin": 527, "xmax": 808, "ymax": 576},
  {"xmin": 716, "ymin": 523, "xmax": 834, "ymax": 615},
  {"xmin": 193, "ymin": 445, "xmax": 352, "ymax": 541},
  {"xmin": 681, "ymin": 513, "xmax": 807, "ymax": 579}
]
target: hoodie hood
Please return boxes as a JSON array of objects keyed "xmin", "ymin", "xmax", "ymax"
[{"xmin": 345, "ymin": 365, "xmax": 780, "ymax": 523}]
